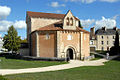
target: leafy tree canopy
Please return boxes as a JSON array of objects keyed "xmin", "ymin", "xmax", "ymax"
[{"xmin": 3, "ymin": 25, "xmax": 21, "ymax": 53}]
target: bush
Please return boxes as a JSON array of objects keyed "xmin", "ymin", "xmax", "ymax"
[
  {"xmin": 0, "ymin": 75, "xmax": 8, "ymax": 80},
  {"xmin": 4, "ymin": 55, "xmax": 67, "ymax": 62},
  {"xmin": 0, "ymin": 53, "xmax": 13, "ymax": 57},
  {"xmin": 5, "ymin": 54, "xmax": 22, "ymax": 59},
  {"xmin": 22, "ymin": 56, "xmax": 66, "ymax": 61},
  {"xmin": 109, "ymin": 46, "xmax": 120, "ymax": 56}
]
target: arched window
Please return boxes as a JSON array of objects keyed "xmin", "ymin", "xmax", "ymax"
[
  {"xmin": 67, "ymin": 34, "xmax": 72, "ymax": 40},
  {"xmin": 70, "ymin": 17, "xmax": 73, "ymax": 26},
  {"xmin": 46, "ymin": 33, "xmax": 50, "ymax": 40},
  {"xmin": 66, "ymin": 17, "xmax": 69, "ymax": 26}
]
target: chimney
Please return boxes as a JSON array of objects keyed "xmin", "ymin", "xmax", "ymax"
[
  {"xmin": 102, "ymin": 27, "xmax": 106, "ymax": 31},
  {"xmin": 113, "ymin": 27, "xmax": 117, "ymax": 31},
  {"xmin": 90, "ymin": 27, "xmax": 95, "ymax": 39},
  {"xmin": 90, "ymin": 27, "xmax": 95, "ymax": 35}
]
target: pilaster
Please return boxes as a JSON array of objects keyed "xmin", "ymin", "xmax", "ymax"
[{"xmin": 36, "ymin": 31, "xmax": 40, "ymax": 57}]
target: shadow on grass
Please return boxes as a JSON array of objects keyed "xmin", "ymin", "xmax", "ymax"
[{"xmin": 113, "ymin": 56, "xmax": 120, "ymax": 61}]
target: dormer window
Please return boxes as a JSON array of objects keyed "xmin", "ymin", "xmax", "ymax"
[
  {"xmin": 66, "ymin": 17, "xmax": 69, "ymax": 26},
  {"xmin": 70, "ymin": 17, "xmax": 73, "ymax": 26}
]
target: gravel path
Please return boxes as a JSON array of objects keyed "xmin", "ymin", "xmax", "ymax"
[{"xmin": 0, "ymin": 59, "xmax": 109, "ymax": 75}]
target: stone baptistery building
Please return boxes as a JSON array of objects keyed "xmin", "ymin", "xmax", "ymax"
[{"xmin": 26, "ymin": 10, "xmax": 90, "ymax": 60}]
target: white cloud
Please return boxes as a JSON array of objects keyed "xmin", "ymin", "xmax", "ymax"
[
  {"xmin": 100, "ymin": 0, "xmax": 119, "ymax": 3},
  {"xmin": 95, "ymin": 16, "xmax": 116, "ymax": 29},
  {"xmin": 0, "ymin": 20, "xmax": 26, "ymax": 31},
  {"xmin": 0, "ymin": 6, "xmax": 11, "ymax": 20},
  {"xmin": 70, "ymin": 0, "xmax": 96, "ymax": 3},
  {"xmin": 14, "ymin": 20, "xmax": 26, "ymax": 29},
  {"xmin": 0, "ymin": 20, "xmax": 13, "ymax": 31},
  {"xmin": 81, "ymin": 19, "xmax": 95, "ymax": 27},
  {"xmin": 81, "ymin": 16, "xmax": 117, "ymax": 29},
  {"xmin": 50, "ymin": 2, "xmax": 65, "ymax": 7},
  {"xmin": 65, "ymin": 0, "xmax": 119, "ymax": 3}
]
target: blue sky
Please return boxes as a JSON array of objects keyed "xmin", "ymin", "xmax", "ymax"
[{"xmin": 0, "ymin": 0, "xmax": 120, "ymax": 39}]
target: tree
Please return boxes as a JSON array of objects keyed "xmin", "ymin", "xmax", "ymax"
[
  {"xmin": 114, "ymin": 31, "xmax": 119, "ymax": 48},
  {"xmin": 109, "ymin": 31, "xmax": 120, "ymax": 55},
  {"xmin": 3, "ymin": 25, "xmax": 21, "ymax": 53},
  {"xmin": 114, "ymin": 31, "xmax": 120, "ymax": 54}
]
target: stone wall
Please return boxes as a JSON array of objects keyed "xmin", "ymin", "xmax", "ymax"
[
  {"xmin": 26, "ymin": 17, "xmax": 61, "ymax": 42},
  {"xmin": 81, "ymin": 32, "xmax": 90, "ymax": 58},
  {"xmin": 57, "ymin": 31, "xmax": 90, "ymax": 60},
  {"xmin": 19, "ymin": 48, "xmax": 29, "ymax": 56},
  {"xmin": 38, "ymin": 31, "xmax": 57, "ymax": 57},
  {"xmin": 31, "ymin": 18, "xmax": 61, "ymax": 32}
]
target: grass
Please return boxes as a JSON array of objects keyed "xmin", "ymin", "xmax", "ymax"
[
  {"xmin": 4, "ymin": 58, "xmax": 120, "ymax": 80},
  {"xmin": 0, "ymin": 75, "xmax": 8, "ymax": 80},
  {"xmin": 0, "ymin": 57, "xmax": 67, "ymax": 69}
]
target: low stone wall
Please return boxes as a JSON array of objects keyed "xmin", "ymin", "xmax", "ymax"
[
  {"xmin": 18, "ymin": 48, "xmax": 29, "ymax": 56},
  {"xmin": 84, "ymin": 55, "xmax": 95, "ymax": 60}
]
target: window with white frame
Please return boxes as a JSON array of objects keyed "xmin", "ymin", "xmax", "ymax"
[
  {"xmin": 107, "ymin": 36, "xmax": 109, "ymax": 39},
  {"xmin": 90, "ymin": 41, "xmax": 94, "ymax": 45},
  {"xmin": 107, "ymin": 41, "xmax": 109, "ymax": 45},
  {"xmin": 113, "ymin": 36, "xmax": 115, "ymax": 39},
  {"xmin": 101, "ymin": 41, "xmax": 104, "ymax": 45},
  {"xmin": 101, "ymin": 36, "xmax": 103, "ymax": 39}
]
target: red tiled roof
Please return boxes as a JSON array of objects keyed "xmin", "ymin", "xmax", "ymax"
[
  {"xmin": 27, "ymin": 11, "xmax": 65, "ymax": 19},
  {"xmin": 76, "ymin": 27, "xmax": 90, "ymax": 33},
  {"xmin": 36, "ymin": 21, "xmax": 89, "ymax": 33},
  {"xmin": 37, "ymin": 21, "xmax": 63, "ymax": 31},
  {"xmin": 27, "ymin": 11, "xmax": 79, "ymax": 20}
]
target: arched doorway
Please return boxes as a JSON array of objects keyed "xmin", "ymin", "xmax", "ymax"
[{"xmin": 67, "ymin": 48, "xmax": 74, "ymax": 59}]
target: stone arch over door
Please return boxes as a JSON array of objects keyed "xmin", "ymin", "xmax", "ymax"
[{"xmin": 64, "ymin": 45, "xmax": 77, "ymax": 60}]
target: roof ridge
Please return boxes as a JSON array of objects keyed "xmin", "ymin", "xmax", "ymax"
[
  {"xmin": 27, "ymin": 11, "xmax": 65, "ymax": 15},
  {"xmin": 27, "ymin": 11, "xmax": 79, "ymax": 20}
]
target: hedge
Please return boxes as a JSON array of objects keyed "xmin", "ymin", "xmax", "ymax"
[{"xmin": 0, "ymin": 75, "xmax": 8, "ymax": 80}]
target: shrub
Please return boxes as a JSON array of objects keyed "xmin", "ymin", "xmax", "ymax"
[
  {"xmin": 109, "ymin": 46, "xmax": 120, "ymax": 56},
  {"xmin": 5, "ymin": 54, "xmax": 22, "ymax": 59},
  {"xmin": 0, "ymin": 75, "xmax": 8, "ymax": 80},
  {"xmin": 22, "ymin": 56, "xmax": 66, "ymax": 61},
  {"xmin": 4, "ymin": 55, "xmax": 66, "ymax": 62}
]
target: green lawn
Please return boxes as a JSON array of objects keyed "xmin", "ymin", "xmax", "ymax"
[
  {"xmin": 0, "ymin": 57, "xmax": 67, "ymax": 69},
  {"xmin": 4, "ymin": 57, "xmax": 120, "ymax": 80}
]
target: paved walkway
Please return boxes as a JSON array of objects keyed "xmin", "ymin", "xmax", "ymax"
[
  {"xmin": 0, "ymin": 59, "xmax": 108, "ymax": 75},
  {"xmin": 0, "ymin": 55, "xmax": 119, "ymax": 75}
]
